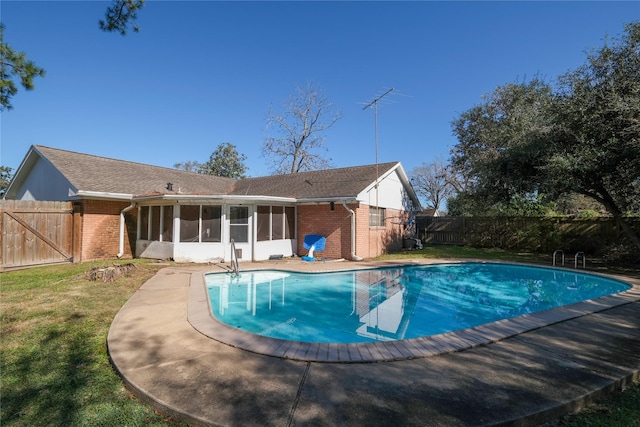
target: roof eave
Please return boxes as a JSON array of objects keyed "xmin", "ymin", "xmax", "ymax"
[
  {"xmin": 132, "ymin": 194, "xmax": 297, "ymax": 203},
  {"xmin": 75, "ymin": 191, "xmax": 133, "ymax": 201},
  {"xmin": 296, "ymin": 196, "xmax": 359, "ymax": 204},
  {"xmin": 3, "ymin": 146, "xmax": 40, "ymax": 199}
]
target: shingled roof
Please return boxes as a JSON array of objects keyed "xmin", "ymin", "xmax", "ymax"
[
  {"xmin": 30, "ymin": 145, "xmax": 236, "ymax": 196},
  {"xmin": 10, "ymin": 145, "xmax": 406, "ymax": 201},
  {"xmin": 230, "ymin": 162, "xmax": 400, "ymax": 199}
]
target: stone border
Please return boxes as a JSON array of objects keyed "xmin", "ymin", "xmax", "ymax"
[{"xmin": 187, "ymin": 262, "xmax": 640, "ymax": 363}]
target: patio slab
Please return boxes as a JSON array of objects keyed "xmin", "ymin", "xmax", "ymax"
[{"xmin": 107, "ymin": 260, "xmax": 640, "ymax": 426}]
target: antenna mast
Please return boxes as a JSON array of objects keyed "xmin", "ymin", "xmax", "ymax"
[
  {"xmin": 363, "ymin": 87, "xmax": 394, "ymax": 257},
  {"xmin": 363, "ymin": 87, "xmax": 394, "ymax": 172}
]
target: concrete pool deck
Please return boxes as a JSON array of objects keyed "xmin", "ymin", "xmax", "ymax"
[{"xmin": 107, "ymin": 259, "xmax": 640, "ymax": 426}]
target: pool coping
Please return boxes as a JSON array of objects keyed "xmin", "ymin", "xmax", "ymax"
[{"xmin": 187, "ymin": 260, "xmax": 640, "ymax": 363}]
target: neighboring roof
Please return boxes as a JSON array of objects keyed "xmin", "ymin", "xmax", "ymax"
[
  {"xmin": 417, "ymin": 208, "xmax": 440, "ymax": 217},
  {"xmin": 6, "ymin": 145, "xmax": 419, "ymax": 205}
]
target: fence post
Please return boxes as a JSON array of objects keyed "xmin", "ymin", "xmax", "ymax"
[{"xmin": 72, "ymin": 201, "xmax": 83, "ymax": 263}]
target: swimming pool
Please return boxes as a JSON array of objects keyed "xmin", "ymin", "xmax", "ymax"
[{"xmin": 205, "ymin": 263, "xmax": 631, "ymax": 345}]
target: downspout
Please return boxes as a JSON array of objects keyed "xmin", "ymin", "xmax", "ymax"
[
  {"xmin": 342, "ymin": 201, "xmax": 363, "ymax": 261},
  {"xmin": 117, "ymin": 202, "xmax": 136, "ymax": 259}
]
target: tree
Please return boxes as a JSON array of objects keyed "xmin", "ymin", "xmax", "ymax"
[
  {"xmin": 198, "ymin": 143, "xmax": 248, "ymax": 178},
  {"xmin": 0, "ymin": 24, "xmax": 45, "ymax": 111},
  {"xmin": 99, "ymin": 0, "xmax": 145, "ymax": 35},
  {"xmin": 545, "ymin": 21, "xmax": 640, "ymax": 247},
  {"xmin": 1, "ymin": 1, "xmax": 144, "ymax": 110},
  {"xmin": 451, "ymin": 77, "xmax": 555, "ymax": 202},
  {"xmin": 0, "ymin": 166, "xmax": 13, "ymax": 197},
  {"xmin": 409, "ymin": 160, "xmax": 455, "ymax": 212},
  {"xmin": 263, "ymin": 82, "xmax": 341, "ymax": 174},
  {"xmin": 450, "ymin": 21, "xmax": 640, "ymax": 249},
  {"xmin": 173, "ymin": 160, "xmax": 203, "ymax": 172},
  {"xmin": 450, "ymin": 77, "xmax": 556, "ymax": 216}
]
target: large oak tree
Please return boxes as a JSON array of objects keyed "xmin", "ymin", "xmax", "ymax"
[{"xmin": 450, "ymin": 22, "xmax": 640, "ymax": 249}]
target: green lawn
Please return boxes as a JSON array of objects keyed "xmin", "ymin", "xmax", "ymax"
[
  {"xmin": 0, "ymin": 260, "xmax": 188, "ymax": 426},
  {"xmin": 378, "ymin": 245, "xmax": 550, "ymax": 263},
  {"xmin": 1, "ymin": 249, "xmax": 637, "ymax": 426}
]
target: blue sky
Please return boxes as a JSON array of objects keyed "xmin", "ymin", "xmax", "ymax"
[{"xmin": 1, "ymin": 1, "xmax": 638, "ymax": 179}]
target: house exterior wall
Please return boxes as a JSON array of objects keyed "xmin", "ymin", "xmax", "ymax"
[
  {"xmin": 354, "ymin": 205, "xmax": 405, "ymax": 259},
  {"xmin": 11, "ymin": 156, "xmax": 74, "ymax": 201},
  {"xmin": 135, "ymin": 203, "xmax": 297, "ymax": 263},
  {"xmin": 77, "ymin": 199, "xmax": 136, "ymax": 262},
  {"xmin": 357, "ymin": 168, "xmax": 411, "ymax": 211},
  {"xmin": 254, "ymin": 239, "xmax": 297, "ymax": 261},
  {"xmin": 297, "ymin": 204, "xmax": 353, "ymax": 260},
  {"xmin": 297, "ymin": 203, "xmax": 406, "ymax": 260}
]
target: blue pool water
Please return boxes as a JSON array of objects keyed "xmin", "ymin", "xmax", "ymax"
[{"xmin": 205, "ymin": 263, "xmax": 630, "ymax": 344}]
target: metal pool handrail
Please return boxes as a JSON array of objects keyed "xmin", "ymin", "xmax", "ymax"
[{"xmin": 230, "ymin": 239, "xmax": 239, "ymax": 275}]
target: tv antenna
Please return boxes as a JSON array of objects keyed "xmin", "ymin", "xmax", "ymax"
[
  {"xmin": 363, "ymin": 87, "xmax": 394, "ymax": 257},
  {"xmin": 363, "ymin": 87, "xmax": 394, "ymax": 167}
]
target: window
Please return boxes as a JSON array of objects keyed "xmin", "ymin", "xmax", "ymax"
[
  {"xmin": 139, "ymin": 206, "xmax": 149, "ymax": 240},
  {"xmin": 369, "ymin": 207, "xmax": 385, "ymax": 227},
  {"xmin": 272, "ymin": 206, "xmax": 284, "ymax": 240},
  {"xmin": 180, "ymin": 205, "xmax": 200, "ymax": 242},
  {"xmin": 229, "ymin": 206, "xmax": 249, "ymax": 243},
  {"xmin": 179, "ymin": 205, "xmax": 222, "ymax": 242},
  {"xmin": 150, "ymin": 206, "xmax": 161, "ymax": 241},
  {"xmin": 256, "ymin": 206, "xmax": 271, "ymax": 241},
  {"xmin": 162, "ymin": 206, "xmax": 173, "ymax": 242},
  {"xmin": 202, "ymin": 205, "xmax": 222, "ymax": 242},
  {"xmin": 140, "ymin": 205, "xmax": 173, "ymax": 241},
  {"xmin": 285, "ymin": 206, "xmax": 295, "ymax": 239},
  {"xmin": 256, "ymin": 205, "xmax": 296, "ymax": 241}
]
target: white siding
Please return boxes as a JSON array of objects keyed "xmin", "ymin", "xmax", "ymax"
[
  {"xmin": 253, "ymin": 239, "xmax": 297, "ymax": 261},
  {"xmin": 13, "ymin": 157, "xmax": 75, "ymax": 201},
  {"xmin": 357, "ymin": 168, "xmax": 408, "ymax": 210}
]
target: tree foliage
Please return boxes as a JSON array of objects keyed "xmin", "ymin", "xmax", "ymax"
[
  {"xmin": 198, "ymin": 143, "xmax": 248, "ymax": 178},
  {"xmin": 0, "ymin": 24, "xmax": 45, "ymax": 111},
  {"xmin": 0, "ymin": 166, "xmax": 13, "ymax": 197},
  {"xmin": 263, "ymin": 82, "xmax": 341, "ymax": 174},
  {"xmin": 175, "ymin": 144, "xmax": 248, "ymax": 178},
  {"xmin": 99, "ymin": 0, "xmax": 145, "ymax": 35},
  {"xmin": 450, "ymin": 21, "xmax": 640, "ymax": 249},
  {"xmin": 1, "ymin": 1, "xmax": 145, "ymax": 110},
  {"xmin": 547, "ymin": 22, "xmax": 640, "ymax": 217}
]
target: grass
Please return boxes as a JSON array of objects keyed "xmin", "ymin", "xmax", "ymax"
[
  {"xmin": 1, "ymin": 248, "xmax": 638, "ymax": 426},
  {"xmin": 0, "ymin": 260, "xmax": 188, "ymax": 427},
  {"xmin": 379, "ymin": 245, "xmax": 640, "ymax": 278},
  {"xmin": 378, "ymin": 245, "xmax": 550, "ymax": 263},
  {"xmin": 551, "ymin": 383, "xmax": 640, "ymax": 427}
]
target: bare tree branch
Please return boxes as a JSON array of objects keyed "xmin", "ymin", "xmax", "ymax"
[{"xmin": 263, "ymin": 82, "xmax": 341, "ymax": 174}]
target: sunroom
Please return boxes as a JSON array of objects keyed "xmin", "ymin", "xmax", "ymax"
[{"xmin": 131, "ymin": 195, "xmax": 297, "ymax": 263}]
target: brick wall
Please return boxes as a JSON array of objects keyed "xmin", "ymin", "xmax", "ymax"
[
  {"xmin": 297, "ymin": 203, "xmax": 406, "ymax": 260},
  {"xmin": 356, "ymin": 205, "xmax": 405, "ymax": 259},
  {"xmin": 76, "ymin": 199, "xmax": 136, "ymax": 262},
  {"xmin": 297, "ymin": 204, "xmax": 352, "ymax": 259}
]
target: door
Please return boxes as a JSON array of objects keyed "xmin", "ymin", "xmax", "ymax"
[{"xmin": 228, "ymin": 205, "xmax": 252, "ymax": 261}]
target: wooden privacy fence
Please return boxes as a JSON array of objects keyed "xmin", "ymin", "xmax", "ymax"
[
  {"xmin": 1, "ymin": 200, "xmax": 78, "ymax": 271},
  {"xmin": 416, "ymin": 216, "xmax": 637, "ymax": 253}
]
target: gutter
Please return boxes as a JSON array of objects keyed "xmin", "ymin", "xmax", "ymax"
[
  {"xmin": 132, "ymin": 194, "xmax": 297, "ymax": 203},
  {"xmin": 117, "ymin": 202, "xmax": 137, "ymax": 258},
  {"xmin": 342, "ymin": 201, "xmax": 363, "ymax": 261},
  {"xmin": 74, "ymin": 190, "xmax": 134, "ymax": 201}
]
